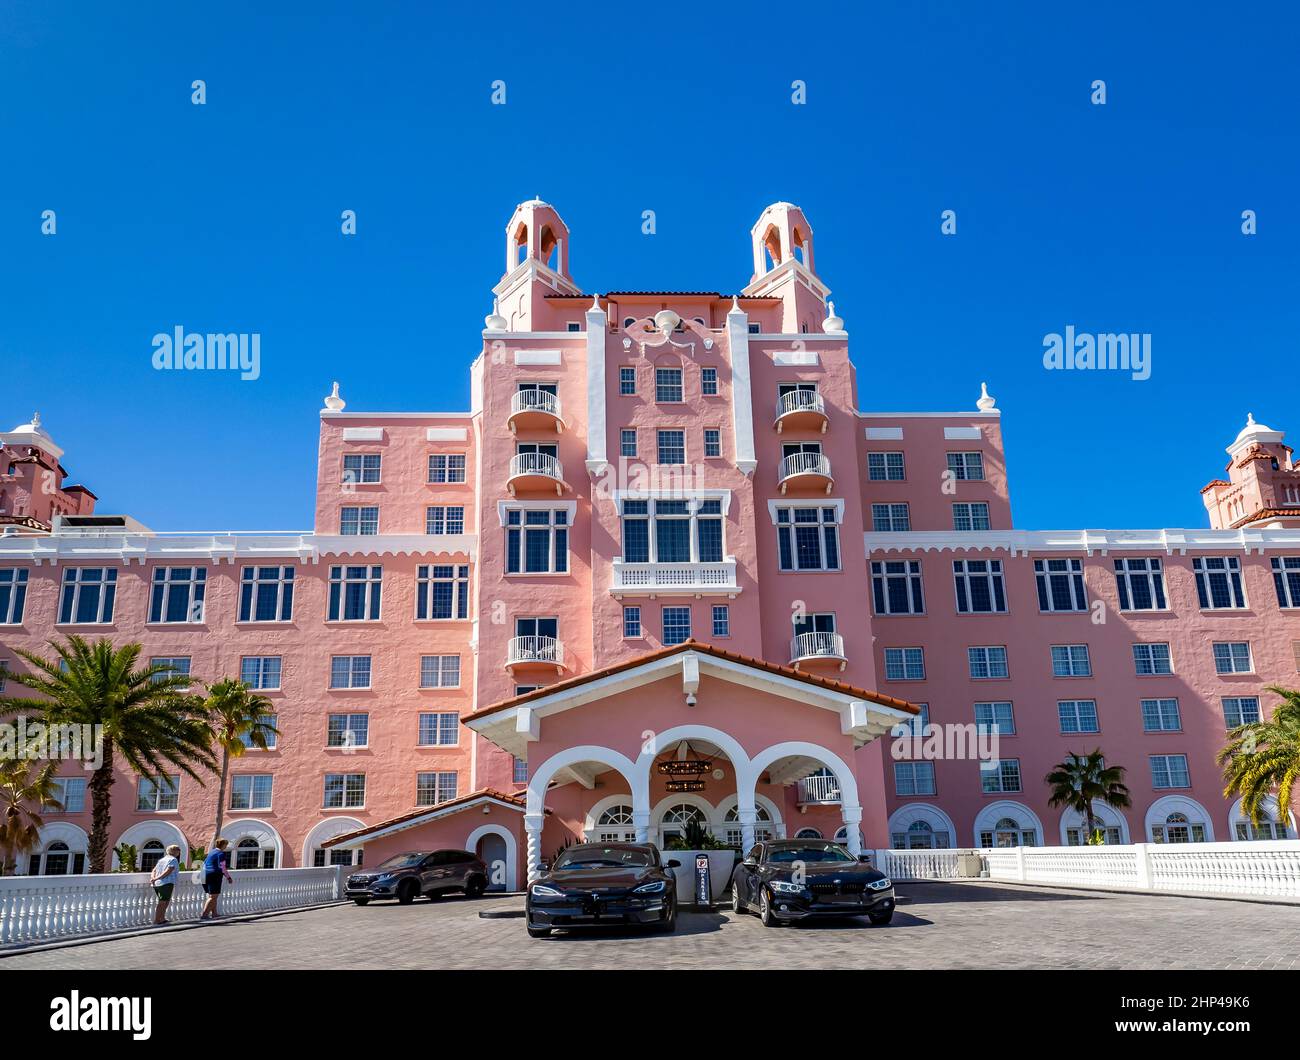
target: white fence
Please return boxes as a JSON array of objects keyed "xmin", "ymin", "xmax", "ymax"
[{"xmin": 0, "ymin": 866, "xmax": 344, "ymax": 948}]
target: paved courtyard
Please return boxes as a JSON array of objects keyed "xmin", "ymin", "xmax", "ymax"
[{"xmin": 3, "ymin": 881, "xmax": 1298, "ymax": 970}]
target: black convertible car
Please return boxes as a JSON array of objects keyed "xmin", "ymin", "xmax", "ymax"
[
  {"xmin": 526, "ymin": 842, "xmax": 680, "ymax": 938},
  {"xmin": 730, "ymin": 839, "xmax": 895, "ymax": 927}
]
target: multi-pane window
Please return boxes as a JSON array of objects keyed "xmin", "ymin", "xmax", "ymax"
[
  {"xmin": 1212, "ymin": 642, "xmax": 1253, "ymax": 674},
  {"xmin": 505, "ymin": 509, "xmax": 568, "ymax": 574},
  {"xmin": 974, "ymin": 701, "xmax": 1015, "ymax": 735},
  {"xmin": 884, "ymin": 647, "xmax": 925, "ymax": 681},
  {"xmin": 953, "ymin": 559, "xmax": 1007, "ymax": 613},
  {"xmin": 946, "ymin": 452, "xmax": 985, "ymax": 480},
  {"xmin": 1152, "ymin": 812, "xmax": 1205, "ymax": 843},
  {"xmin": 871, "ymin": 560, "xmax": 925, "ymax": 615},
  {"xmin": 620, "ymin": 430, "xmax": 637, "ymax": 458},
  {"xmin": 1222, "ymin": 697, "xmax": 1261, "ymax": 729},
  {"xmin": 150, "ymin": 657, "xmax": 191, "ymax": 688},
  {"xmin": 775, "ymin": 506, "xmax": 840, "ymax": 572},
  {"xmin": 416, "ymin": 565, "xmax": 469, "ymax": 620},
  {"xmin": 1272, "ymin": 557, "xmax": 1300, "ymax": 608},
  {"xmin": 704, "ymin": 428, "xmax": 721, "ymax": 458},
  {"xmin": 893, "ymin": 762, "xmax": 936, "ymax": 796},
  {"xmin": 59, "ymin": 568, "xmax": 118, "ymax": 624},
  {"xmin": 1035, "ymin": 558, "xmax": 1088, "ymax": 612},
  {"xmin": 871, "ymin": 503, "xmax": 910, "ymax": 532},
  {"xmin": 149, "ymin": 567, "xmax": 206, "ymax": 624},
  {"xmin": 1193, "ymin": 556, "xmax": 1246, "ymax": 609},
  {"xmin": 328, "ymin": 565, "xmax": 383, "ymax": 621},
  {"xmin": 1141, "ymin": 698, "xmax": 1182, "ymax": 732},
  {"xmin": 340, "ymin": 506, "xmax": 379, "ymax": 535},
  {"xmin": 891, "ymin": 702, "xmax": 931, "ymax": 738},
  {"xmin": 952, "ymin": 502, "xmax": 991, "ymax": 531},
  {"xmin": 419, "ymin": 655, "xmax": 460, "ymax": 688},
  {"xmin": 416, "ymin": 771, "xmax": 457, "ymax": 807},
  {"xmin": 712, "ymin": 605, "xmax": 730, "ymax": 637},
  {"xmin": 238, "ymin": 715, "xmax": 277, "ymax": 750},
  {"xmin": 239, "ymin": 656, "xmax": 281, "ymax": 690},
  {"xmin": 330, "ymin": 655, "xmax": 372, "ymax": 689},
  {"xmin": 327, "ymin": 713, "xmax": 369, "ymax": 748},
  {"xmin": 701, "ymin": 367, "xmax": 718, "ymax": 396},
  {"xmin": 968, "ymin": 646, "xmax": 1009, "ymax": 679},
  {"xmin": 1114, "ymin": 557, "xmax": 1167, "ymax": 611},
  {"xmin": 342, "ymin": 453, "xmax": 381, "ymax": 485},
  {"xmin": 417, "ymin": 713, "xmax": 459, "ymax": 747},
  {"xmin": 239, "ymin": 565, "xmax": 294, "ymax": 622},
  {"xmin": 427, "ymin": 454, "xmax": 466, "ymax": 483},
  {"xmin": 1133, "ymin": 642, "xmax": 1173, "ymax": 675},
  {"xmin": 513, "ymin": 757, "xmax": 528, "ymax": 784},
  {"xmin": 657, "ymin": 429, "xmax": 686, "ymax": 465},
  {"xmin": 324, "ymin": 773, "xmax": 366, "ymax": 808},
  {"xmin": 663, "ymin": 606, "xmax": 691, "ymax": 646},
  {"xmin": 136, "ymin": 775, "xmax": 180, "ymax": 812},
  {"xmin": 619, "ymin": 366, "xmax": 637, "ymax": 395},
  {"xmin": 0, "ymin": 569, "xmax": 28, "ymax": 624},
  {"xmin": 425, "ymin": 506, "xmax": 465, "ymax": 535},
  {"xmin": 867, "ymin": 452, "xmax": 905, "ymax": 481},
  {"xmin": 619, "ymin": 498, "xmax": 723, "ymax": 564},
  {"xmin": 1058, "ymin": 700, "xmax": 1099, "ymax": 734},
  {"xmin": 50, "ymin": 777, "xmax": 87, "ymax": 814},
  {"xmin": 1150, "ymin": 754, "xmax": 1190, "ymax": 789},
  {"xmin": 230, "ymin": 775, "xmax": 273, "ymax": 811},
  {"xmin": 1051, "ymin": 644, "xmax": 1092, "ymax": 677},
  {"xmin": 980, "ymin": 759, "xmax": 1022, "ymax": 794},
  {"xmin": 623, "ymin": 606, "xmax": 643, "ymax": 637},
  {"xmin": 655, "ymin": 368, "xmax": 683, "ymax": 403}
]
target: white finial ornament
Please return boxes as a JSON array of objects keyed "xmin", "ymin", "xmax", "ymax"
[
  {"xmin": 823, "ymin": 301, "xmax": 844, "ymax": 333},
  {"xmin": 324, "ymin": 382, "xmax": 346, "ymax": 412},
  {"xmin": 32, "ymin": 412, "xmax": 41, "ymax": 428},
  {"xmin": 1246, "ymin": 412, "xmax": 1257, "ymax": 427},
  {"xmin": 591, "ymin": 294, "xmax": 601, "ymax": 312},
  {"xmin": 976, "ymin": 382, "xmax": 997, "ymax": 411},
  {"xmin": 485, "ymin": 298, "xmax": 508, "ymax": 331}
]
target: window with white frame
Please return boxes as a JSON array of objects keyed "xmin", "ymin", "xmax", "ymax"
[
  {"xmin": 425, "ymin": 506, "xmax": 465, "ymax": 535},
  {"xmin": 893, "ymin": 762, "xmax": 937, "ymax": 796},
  {"xmin": 1133, "ymin": 642, "xmax": 1173, "ymax": 675},
  {"xmin": 419, "ymin": 655, "xmax": 460, "ymax": 688},
  {"xmin": 662, "ymin": 606, "xmax": 691, "ymax": 646},
  {"xmin": 623, "ymin": 606, "xmax": 642, "ymax": 637},
  {"xmin": 592, "ymin": 803, "xmax": 636, "ymax": 843},
  {"xmin": 954, "ymin": 559, "xmax": 1006, "ymax": 613},
  {"xmin": 952, "ymin": 502, "xmax": 990, "ymax": 531},
  {"xmin": 892, "ymin": 819, "xmax": 950, "ymax": 849},
  {"xmin": 1034, "ymin": 558, "xmax": 1088, "ymax": 612},
  {"xmin": 239, "ymin": 565, "xmax": 294, "ymax": 622},
  {"xmin": 238, "ymin": 715, "xmax": 277, "ymax": 750},
  {"xmin": 149, "ymin": 567, "xmax": 206, "ymax": 624},
  {"xmin": 0, "ymin": 568, "xmax": 28, "ymax": 624},
  {"xmin": 775, "ymin": 506, "xmax": 840, "ymax": 572},
  {"xmin": 619, "ymin": 498, "xmax": 724, "ymax": 564},
  {"xmin": 417, "ymin": 712, "xmax": 459, "ymax": 747},
  {"xmin": 416, "ymin": 564, "xmax": 469, "ymax": 620},
  {"xmin": 1235, "ymin": 813, "xmax": 1290, "ymax": 840},
  {"xmin": 342, "ymin": 453, "xmax": 381, "ymax": 485},
  {"xmin": 324, "ymin": 773, "xmax": 366, "ymax": 808},
  {"xmin": 701, "ymin": 366, "xmax": 718, "ymax": 396},
  {"xmin": 505, "ymin": 509, "xmax": 568, "ymax": 574},
  {"xmin": 1193, "ymin": 556, "xmax": 1246, "ymax": 609},
  {"xmin": 1212, "ymin": 641, "xmax": 1252, "ymax": 674},
  {"xmin": 58, "ymin": 568, "xmax": 118, "ymax": 624},
  {"xmin": 946, "ymin": 452, "xmax": 985, "ymax": 480},
  {"xmin": 871, "ymin": 560, "xmax": 925, "ymax": 615},
  {"xmin": 890, "ymin": 702, "xmax": 930, "ymax": 738},
  {"xmin": 867, "ymin": 452, "xmax": 905, "ymax": 481},
  {"xmin": 328, "ymin": 565, "xmax": 383, "ymax": 621},
  {"xmin": 974, "ymin": 701, "xmax": 1015, "ymax": 735},
  {"xmin": 327, "ymin": 713, "xmax": 369, "ymax": 748},
  {"xmin": 712, "ymin": 605, "xmax": 730, "ymax": 637},
  {"xmin": 339, "ymin": 506, "xmax": 379, "ymax": 536},
  {"xmin": 1057, "ymin": 699, "xmax": 1099, "ymax": 734},
  {"xmin": 1150, "ymin": 754, "xmax": 1190, "ymax": 789},
  {"xmin": 1152, "ymin": 811, "xmax": 1205, "ymax": 843},
  {"xmin": 513, "ymin": 757, "xmax": 528, "ymax": 784},
  {"xmin": 50, "ymin": 777, "xmax": 87, "ymax": 814},
  {"xmin": 704, "ymin": 428, "xmax": 721, "ymax": 458},
  {"xmin": 1141, "ymin": 698, "xmax": 1181, "ymax": 732},
  {"xmin": 230, "ymin": 774, "xmax": 273, "ymax": 811},
  {"xmin": 138, "ymin": 840, "xmax": 166, "ymax": 871},
  {"xmin": 1050, "ymin": 644, "xmax": 1092, "ymax": 677},
  {"xmin": 619, "ymin": 366, "xmax": 636, "ymax": 395},
  {"xmin": 967, "ymin": 645, "xmax": 1009, "ymax": 679},
  {"xmin": 1114, "ymin": 557, "xmax": 1167, "ymax": 610},
  {"xmin": 136, "ymin": 775, "xmax": 180, "ymax": 812},
  {"xmin": 884, "ymin": 647, "xmax": 925, "ymax": 681},
  {"xmin": 1222, "ymin": 696, "xmax": 1261, "ymax": 729},
  {"xmin": 620, "ymin": 429, "xmax": 637, "ymax": 458},
  {"xmin": 239, "ymin": 656, "xmax": 281, "ymax": 690},
  {"xmin": 330, "ymin": 655, "xmax": 371, "ymax": 689},
  {"xmin": 427, "ymin": 454, "xmax": 466, "ymax": 483},
  {"xmin": 1067, "ymin": 822, "xmax": 1121, "ymax": 846},
  {"xmin": 871, "ymin": 503, "xmax": 910, "ymax": 532},
  {"xmin": 657, "ymin": 429, "xmax": 685, "ymax": 465},
  {"xmin": 980, "ymin": 760, "xmax": 1022, "ymax": 794},
  {"xmin": 655, "ymin": 367, "xmax": 683, "ymax": 403},
  {"xmin": 416, "ymin": 771, "xmax": 457, "ymax": 806},
  {"xmin": 1272, "ymin": 556, "xmax": 1300, "ymax": 608},
  {"xmin": 150, "ymin": 657, "xmax": 191, "ymax": 688},
  {"xmin": 721, "ymin": 806, "xmax": 774, "ymax": 848}
]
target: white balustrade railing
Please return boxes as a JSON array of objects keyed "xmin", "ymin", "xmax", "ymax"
[
  {"xmin": 778, "ymin": 451, "xmax": 831, "ymax": 483},
  {"xmin": 506, "ymin": 635, "xmax": 563, "ymax": 667},
  {"xmin": 776, "ymin": 390, "xmax": 826, "ymax": 418},
  {"xmin": 790, "ymin": 631, "xmax": 845, "ymax": 663},
  {"xmin": 508, "ymin": 452, "xmax": 563, "ymax": 482},
  {"xmin": 0, "ymin": 866, "xmax": 344, "ymax": 947},
  {"xmin": 511, "ymin": 389, "xmax": 562, "ymax": 419},
  {"xmin": 611, "ymin": 559, "xmax": 738, "ymax": 593},
  {"xmin": 797, "ymin": 773, "xmax": 842, "ymax": 804},
  {"xmin": 876, "ymin": 848, "xmax": 963, "ymax": 880}
]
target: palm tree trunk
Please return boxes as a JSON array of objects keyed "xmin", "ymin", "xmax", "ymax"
[
  {"xmin": 87, "ymin": 737, "xmax": 115, "ymax": 874},
  {"xmin": 212, "ymin": 748, "xmax": 230, "ymax": 848}
]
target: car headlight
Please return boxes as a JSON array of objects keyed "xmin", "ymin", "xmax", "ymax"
[
  {"xmin": 869, "ymin": 877, "xmax": 892, "ymax": 891},
  {"xmin": 531, "ymin": 884, "xmax": 563, "ymax": 898},
  {"xmin": 769, "ymin": 880, "xmax": 803, "ymax": 894},
  {"xmin": 632, "ymin": 880, "xmax": 665, "ymax": 894}
]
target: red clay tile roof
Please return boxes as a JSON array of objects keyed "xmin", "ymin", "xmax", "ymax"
[
  {"xmin": 467, "ymin": 639, "xmax": 919, "ymax": 723},
  {"xmin": 1230, "ymin": 507, "xmax": 1300, "ymax": 528},
  {"xmin": 322, "ymin": 788, "xmax": 539, "ymax": 848}
]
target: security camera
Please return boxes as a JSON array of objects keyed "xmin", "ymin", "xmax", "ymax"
[{"xmin": 685, "ymin": 692, "xmax": 697, "ymax": 707}]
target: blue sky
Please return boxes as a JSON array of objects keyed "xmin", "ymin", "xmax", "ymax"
[{"xmin": 1, "ymin": 1, "xmax": 1296, "ymax": 531}]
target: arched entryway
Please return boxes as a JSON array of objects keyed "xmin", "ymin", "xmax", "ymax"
[{"xmin": 466, "ymin": 823, "xmax": 517, "ymax": 891}]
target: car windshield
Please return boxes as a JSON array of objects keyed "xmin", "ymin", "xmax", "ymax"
[
  {"xmin": 766, "ymin": 843, "xmax": 855, "ymax": 864},
  {"xmin": 554, "ymin": 847, "xmax": 652, "ymax": 870},
  {"xmin": 375, "ymin": 853, "xmax": 427, "ymax": 870}
]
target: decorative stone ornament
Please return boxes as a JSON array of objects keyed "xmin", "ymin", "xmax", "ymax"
[
  {"xmin": 976, "ymin": 382, "xmax": 997, "ymax": 412},
  {"xmin": 823, "ymin": 301, "xmax": 845, "ymax": 333},
  {"xmin": 484, "ymin": 299, "xmax": 508, "ymax": 331},
  {"xmin": 324, "ymin": 382, "xmax": 346, "ymax": 412}
]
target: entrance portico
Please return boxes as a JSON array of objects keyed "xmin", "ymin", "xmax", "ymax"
[{"xmin": 464, "ymin": 641, "xmax": 917, "ymax": 880}]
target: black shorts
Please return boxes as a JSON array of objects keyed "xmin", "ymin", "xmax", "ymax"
[{"xmin": 202, "ymin": 873, "xmax": 223, "ymax": 895}]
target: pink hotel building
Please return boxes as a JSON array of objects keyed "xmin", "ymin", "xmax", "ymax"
[{"xmin": 3, "ymin": 198, "xmax": 1299, "ymax": 887}]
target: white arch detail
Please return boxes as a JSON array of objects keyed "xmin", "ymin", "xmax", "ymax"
[
  {"xmin": 27, "ymin": 822, "xmax": 90, "ymax": 874},
  {"xmin": 1056, "ymin": 803, "xmax": 1131, "ymax": 845},
  {"xmin": 302, "ymin": 817, "xmax": 365, "ymax": 867},
  {"xmin": 583, "ymin": 793, "xmax": 638, "ymax": 838},
  {"xmin": 112, "ymin": 820, "xmax": 190, "ymax": 868},
  {"xmin": 1227, "ymin": 795, "xmax": 1297, "ymax": 840},
  {"xmin": 973, "ymin": 800, "xmax": 1045, "ymax": 846},
  {"xmin": 714, "ymin": 792, "xmax": 785, "ymax": 837},
  {"xmin": 635, "ymin": 724, "xmax": 753, "ymax": 801},
  {"xmin": 1144, "ymin": 795, "xmax": 1215, "ymax": 842},
  {"xmin": 527, "ymin": 745, "xmax": 642, "ymax": 816},
  {"xmin": 888, "ymin": 803, "xmax": 959, "ymax": 845},
  {"xmin": 220, "ymin": 818, "xmax": 285, "ymax": 865},
  {"xmin": 465, "ymin": 823, "xmax": 519, "ymax": 891},
  {"xmin": 744, "ymin": 741, "xmax": 860, "ymax": 811}
]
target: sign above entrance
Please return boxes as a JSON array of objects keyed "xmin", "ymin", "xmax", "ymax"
[
  {"xmin": 657, "ymin": 760, "xmax": 713, "ymax": 776},
  {"xmin": 665, "ymin": 779, "xmax": 707, "ymax": 793}
]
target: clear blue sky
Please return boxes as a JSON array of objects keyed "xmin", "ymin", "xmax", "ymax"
[{"xmin": 2, "ymin": 2, "xmax": 1296, "ymax": 531}]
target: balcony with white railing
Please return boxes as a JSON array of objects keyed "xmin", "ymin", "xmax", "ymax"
[
  {"xmin": 508, "ymin": 389, "xmax": 564, "ymax": 434},
  {"xmin": 505, "ymin": 635, "xmax": 565, "ymax": 673},
  {"xmin": 507, "ymin": 452, "xmax": 566, "ymax": 496},
  {"xmin": 774, "ymin": 390, "xmax": 829, "ymax": 434},
  {"xmin": 777, "ymin": 451, "xmax": 833, "ymax": 494},
  {"xmin": 796, "ymin": 773, "xmax": 843, "ymax": 805},
  {"xmin": 790, "ymin": 631, "xmax": 847, "ymax": 671},
  {"xmin": 610, "ymin": 559, "xmax": 739, "ymax": 598}
]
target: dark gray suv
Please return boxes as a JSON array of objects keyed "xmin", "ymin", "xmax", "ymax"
[{"xmin": 346, "ymin": 850, "xmax": 489, "ymax": 905}]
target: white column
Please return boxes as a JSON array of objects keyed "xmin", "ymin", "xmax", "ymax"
[
  {"xmin": 725, "ymin": 299, "xmax": 758, "ymax": 476},
  {"xmin": 633, "ymin": 810, "xmax": 651, "ymax": 845},
  {"xmin": 841, "ymin": 805, "xmax": 863, "ymax": 856},
  {"xmin": 737, "ymin": 807, "xmax": 758, "ymax": 854},
  {"xmin": 584, "ymin": 298, "xmax": 608, "ymax": 476},
  {"xmin": 524, "ymin": 814, "xmax": 544, "ymax": 883}
]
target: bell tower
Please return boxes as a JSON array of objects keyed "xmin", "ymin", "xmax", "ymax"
[
  {"xmin": 490, "ymin": 198, "xmax": 582, "ymax": 332},
  {"xmin": 743, "ymin": 202, "xmax": 836, "ymax": 335}
]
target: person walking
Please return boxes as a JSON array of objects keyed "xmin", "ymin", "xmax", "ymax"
[
  {"xmin": 200, "ymin": 838, "xmax": 233, "ymax": 920},
  {"xmin": 149, "ymin": 844, "xmax": 182, "ymax": 925}
]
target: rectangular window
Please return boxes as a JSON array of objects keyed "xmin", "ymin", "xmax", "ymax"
[
  {"xmin": 425, "ymin": 506, "xmax": 466, "ymax": 535},
  {"xmin": 513, "ymin": 757, "xmax": 528, "ymax": 784},
  {"xmin": 1114, "ymin": 557, "xmax": 1167, "ymax": 611},
  {"xmin": 427, "ymin": 454, "xmax": 466, "ymax": 484},
  {"xmin": 1272, "ymin": 556, "xmax": 1300, "ymax": 608},
  {"xmin": 891, "ymin": 703, "xmax": 931, "ymax": 738},
  {"xmin": 946, "ymin": 452, "xmax": 985, "ymax": 480},
  {"xmin": 662, "ymin": 606, "xmax": 691, "ymax": 646},
  {"xmin": 418, "ymin": 713, "xmax": 459, "ymax": 747},
  {"xmin": 148, "ymin": 567, "xmax": 206, "ymax": 624},
  {"xmin": 50, "ymin": 777, "xmax": 87, "ymax": 814},
  {"xmin": 867, "ymin": 452, "xmax": 905, "ymax": 481},
  {"xmin": 623, "ymin": 606, "xmax": 642, "ymax": 638},
  {"xmin": 230, "ymin": 774, "xmax": 274, "ymax": 811},
  {"xmin": 954, "ymin": 559, "xmax": 1007, "ymax": 613},
  {"xmin": 619, "ymin": 367, "xmax": 637, "ymax": 395},
  {"xmin": 419, "ymin": 655, "xmax": 460, "ymax": 688},
  {"xmin": 328, "ymin": 565, "xmax": 383, "ymax": 621},
  {"xmin": 952, "ymin": 502, "xmax": 991, "ymax": 531},
  {"xmin": 0, "ymin": 568, "xmax": 29, "ymax": 624},
  {"xmin": 974, "ymin": 701, "xmax": 1015, "ymax": 735},
  {"xmin": 1212, "ymin": 641, "xmax": 1253, "ymax": 674},
  {"xmin": 893, "ymin": 762, "xmax": 936, "ymax": 796},
  {"xmin": 136, "ymin": 775, "xmax": 180, "ymax": 812},
  {"xmin": 704, "ymin": 428, "xmax": 721, "ymax": 458},
  {"xmin": 239, "ymin": 565, "xmax": 294, "ymax": 622},
  {"xmin": 747, "ymin": 322, "xmax": 761, "ymax": 335},
  {"xmin": 1222, "ymin": 697, "xmax": 1261, "ymax": 729},
  {"xmin": 657, "ymin": 429, "xmax": 686, "ymax": 465},
  {"xmin": 342, "ymin": 453, "xmax": 381, "ymax": 485},
  {"xmin": 871, "ymin": 560, "xmax": 925, "ymax": 615},
  {"xmin": 339, "ymin": 506, "xmax": 379, "ymax": 536},
  {"xmin": 712, "ymin": 605, "xmax": 730, "ymax": 637},
  {"xmin": 330, "ymin": 655, "xmax": 372, "ymax": 689},
  {"xmin": 327, "ymin": 713, "xmax": 369, "ymax": 748},
  {"xmin": 238, "ymin": 715, "xmax": 277, "ymax": 750},
  {"xmin": 416, "ymin": 771, "xmax": 458, "ymax": 806},
  {"xmin": 980, "ymin": 759, "xmax": 1022, "ymax": 794},
  {"xmin": 1050, "ymin": 644, "xmax": 1092, "ymax": 677},
  {"xmin": 1057, "ymin": 700, "xmax": 1099, "ymax": 734},
  {"xmin": 871, "ymin": 503, "xmax": 911, "ymax": 532},
  {"xmin": 775, "ymin": 506, "xmax": 840, "ymax": 572},
  {"xmin": 239, "ymin": 656, "xmax": 281, "ymax": 690},
  {"xmin": 1194, "ymin": 556, "xmax": 1246, "ymax": 609},
  {"xmin": 620, "ymin": 429, "xmax": 637, "ymax": 458},
  {"xmin": 884, "ymin": 647, "xmax": 925, "ymax": 681},
  {"xmin": 416, "ymin": 565, "xmax": 469, "ymax": 620},
  {"xmin": 655, "ymin": 368, "xmax": 683, "ymax": 403},
  {"xmin": 968, "ymin": 646, "xmax": 1009, "ymax": 679},
  {"xmin": 1133, "ymin": 642, "xmax": 1173, "ymax": 675},
  {"xmin": 1034, "ymin": 558, "xmax": 1088, "ymax": 612},
  {"xmin": 701, "ymin": 367, "xmax": 718, "ymax": 396},
  {"xmin": 150, "ymin": 657, "xmax": 191, "ymax": 688},
  {"xmin": 505, "ymin": 509, "xmax": 568, "ymax": 574},
  {"xmin": 324, "ymin": 773, "xmax": 366, "ymax": 808},
  {"xmin": 1141, "ymin": 698, "xmax": 1182, "ymax": 732},
  {"xmin": 1150, "ymin": 754, "xmax": 1190, "ymax": 789}
]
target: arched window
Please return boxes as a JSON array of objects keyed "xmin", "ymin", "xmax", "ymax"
[
  {"xmin": 893, "ymin": 819, "xmax": 953, "ymax": 850},
  {"xmin": 37, "ymin": 841, "xmax": 83, "ymax": 876},
  {"xmin": 1153, "ymin": 812, "xmax": 1206, "ymax": 844},
  {"xmin": 659, "ymin": 803, "xmax": 706, "ymax": 844},
  {"xmin": 833, "ymin": 826, "xmax": 866, "ymax": 848},
  {"xmin": 592, "ymin": 803, "xmax": 635, "ymax": 843},
  {"xmin": 1066, "ymin": 820, "xmax": 1121, "ymax": 846},
  {"xmin": 623, "ymin": 317, "xmax": 636, "ymax": 329},
  {"xmin": 794, "ymin": 827, "xmax": 822, "ymax": 840},
  {"xmin": 139, "ymin": 840, "xmax": 165, "ymax": 871},
  {"xmin": 979, "ymin": 817, "xmax": 1036, "ymax": 848},
  {"xmin": 234, "ymin": 837, "xmax": 264, "ymax": 870},
  {"xmin": 1233, "ymin": 807, "xmax": 1292, "ymax": 840},
  {"xmin": 722, "ymin": 805, "xmax": 773, "ymax": 848}
]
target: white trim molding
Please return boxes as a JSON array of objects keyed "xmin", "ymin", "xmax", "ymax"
[{"xmin": 864, "ymin": 527, "xmax": 1300, "ymax": 557}]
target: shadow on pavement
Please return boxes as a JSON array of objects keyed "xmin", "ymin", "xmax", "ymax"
[{"xmin": 898, "ymin": 882, "xmax": 1109, "ymax": 904}]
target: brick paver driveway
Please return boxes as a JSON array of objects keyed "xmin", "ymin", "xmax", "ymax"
[{"xmin": 4, "ymin": 881, "xmax": 1298, "ymax": 970}]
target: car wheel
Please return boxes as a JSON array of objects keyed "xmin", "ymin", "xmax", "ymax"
[
  {"xmin": 759, "ymin": 888, "xmax": 782, "ymax": 928},
  {"xmin": 527, "ymin": 925, "xmax": 552, "ymax": 939},
  {"xmin": 869, "ymin": 910, "xmax": 894, "ymax": 926},
  {"xmin": 397, "ymin": 881, "xmax": 418, "ymax": 905},
  {"xmin": 351, "ymin": 897, "xmax": 370, "ymax": 906},
  {"xmin": 730, "ymin": 881, "xmax": 745, "ymax": 915},
  {"xmin": 465, "ymin": 876, "xmax": 486, "ymax": 899},
  {"xmin": 658, "ymin": 898, "xmax": 678, "ymax": 933}
]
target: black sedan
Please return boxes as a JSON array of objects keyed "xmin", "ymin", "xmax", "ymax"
[
  {"xmin": 526, "ymin": 842, "xmax": 680, "ymax": 938},
  {"xmin": 730, "ymin": 839, "xmax": 895, "ymax": 927}
]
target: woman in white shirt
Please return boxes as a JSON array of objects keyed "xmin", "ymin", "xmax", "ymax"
[{"xmin": 149, "ymin": 844, "xmax": 183, "ymax": 925}]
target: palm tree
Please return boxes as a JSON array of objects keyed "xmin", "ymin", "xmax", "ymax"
[
  {"xmin": 1045, "ymin": 749, "xmax": 1131, "ymax": 843},
  {"xmin": 0, "ymin": 637, "xmax": 216, "ymax": 873},
  {"xmin": 1218, "ymin": 685, "xmax": 1300, "ymax": 833},
  {"xmin": 203, "ymin": 678, "xmax": 279, "ymax": 846},
  {"xmin": 0, "ymin": 760, "xmax": 63, "ymax": 875}
]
